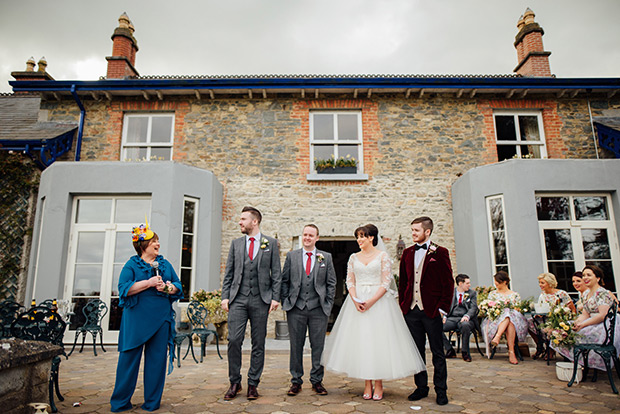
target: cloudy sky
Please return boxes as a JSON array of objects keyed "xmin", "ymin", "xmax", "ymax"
[{"xmin": 1, "ymin": 0, "xmax": 618, "ymax": 93}]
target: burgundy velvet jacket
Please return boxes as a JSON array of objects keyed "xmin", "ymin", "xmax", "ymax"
[{"xmin": 398, "ymin": 242, "xmax": 454, "ymax": 318}]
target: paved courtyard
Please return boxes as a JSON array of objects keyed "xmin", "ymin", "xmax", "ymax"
[{"xmin": 54, "ymin": 340, "xmax": 619, "ymax": 414}]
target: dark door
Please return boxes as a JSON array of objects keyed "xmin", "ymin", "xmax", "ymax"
[{"xmin": 316, "ymin": 239, "xmax": 359, "ymax": 331}]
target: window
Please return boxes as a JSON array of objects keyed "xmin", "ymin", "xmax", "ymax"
[
  {"xmin": 180, "ymin": 197, "xmax": 198, "ymax": 302},
  {"xmin": 310, "ymin": 111, "xmax": 363, "ymax": 174},
  {"xmin": 486, "ymin": 195, "xmax": 510, "ymax": 276},
  {"xmin": 494, "ymin": 112, "xmax": 546, "ymax": 161},
  {"xmin": 537, "ymin": 194, "xmax": 618, "ymax": 294},
  {"xmin": 121, "ymin": 114, "xmax": 174, "ymax": 161}
]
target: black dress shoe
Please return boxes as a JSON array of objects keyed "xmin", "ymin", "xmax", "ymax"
[
  {"xmin": 462, "ymin": 352, "xmax": 472, "ymax": 362},
  {"xmin": 287, "ymin": 383, "xmax": 302, "ymax": 396},
  {"xmin": 436, "ymin": 392, "xmax": 449, "ymax": 405},
  {"xmin": 224, "ymin": 383, "xmax": 242, "ymax": 400},
  {"xmin": 445, "ymin": 348, "xmax": 457, "ymax": 358},
  {"xmin": 407, "ymin": 387, "xmax": 429, "ymax": 401},
  {"xmin": 312, "ymin": 382, "xmax": 328, "ymax": 395},
  {"xmin": 247, "ymin": 384, "xmax": 259, "ymax": 400}
]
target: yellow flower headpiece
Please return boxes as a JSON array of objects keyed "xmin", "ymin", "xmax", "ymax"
[{"xmin": 132, "ymin": 216, "xmax": 155, "ymax": 242}]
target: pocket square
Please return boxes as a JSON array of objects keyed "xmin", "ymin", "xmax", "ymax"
[{"xmin": 320, "ymin": 264, "xmax": 326, "ymax": 268}]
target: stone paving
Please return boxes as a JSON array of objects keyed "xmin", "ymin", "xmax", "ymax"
[{"xmin": 53, "ymin": 341, "xmax": 619, "ymax": 414}]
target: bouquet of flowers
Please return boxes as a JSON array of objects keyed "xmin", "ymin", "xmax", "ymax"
[
  {"xmin": 542, "ymin": 303, "xmax": 580, "ymax": 347},
  {"xmin": 478, "ymin": 298, "xmax": 509, "ymax": 321},
  {"xmin": 475, "ymin": 285, "xmax": 496, "ymax": 304},
  {"xmin": 513, "ymin": 297, "xmax": 534, "ymax": 315},
  {"xmin": 191, "ymin": 289, "xmax": 227, "ymax": 323}
]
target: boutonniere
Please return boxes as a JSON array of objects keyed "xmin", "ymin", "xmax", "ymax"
[
  {"xmin": 316, "ymin": 253, "xmax": 325, "ymax": 263},
  {"xmin": 464, "ymin": 293, "xmax": 470, "ymax": 300},
  {"xmin": 260, "ymin": 238, "xmax": 269, "ymax": 249},
  {"xmin": 428, "ymin": 242, "xmax": 438, "ymax": 254}
]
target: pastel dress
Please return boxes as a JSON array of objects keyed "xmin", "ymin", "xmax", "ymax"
[
  {"xmin": 481, "ymin": 291, "xmax": 529, "ymax": 358},
  {"xmin": 553, "ymin": 287, "xmax": 620, "ymax": 371},
  {"xmin": 321, "ymin": 251, "xmax": 426, "ymax": 380},
  {"xmin": 528, "ymin": 289, "xmax": 573, "ymax": 331},
  {"xmin": 110, "ymin": 255, "xmax": 183, "ymax": 412}
]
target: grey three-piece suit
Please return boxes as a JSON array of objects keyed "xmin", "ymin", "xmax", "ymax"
[{"xmin": 442, "ymin": 288, "xmax": 478, "ymax": 355}]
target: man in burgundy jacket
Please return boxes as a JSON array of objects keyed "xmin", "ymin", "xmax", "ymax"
[{"xmin": 399, "ymin": 216, "xmax": 454, "ymax": 406}]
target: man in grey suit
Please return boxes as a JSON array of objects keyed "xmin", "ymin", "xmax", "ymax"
[
  {"xmin": 281, "ymin": 224, "xmax": 336, "ymax": 396},
  {"xmin": 221, "ymin": 206, "xmax": 281, "ymax": 400},
  {"xmin": 441, "ymin": 274, "xmax": 478, "ymax": 362}
]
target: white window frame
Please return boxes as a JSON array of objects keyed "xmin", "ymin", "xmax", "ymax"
[
  {"xmin": 486, "ymin": 194, "xmax": 511, "ymax": 279},
  {"xmin": 493, "ymin": 111, "xmax": 547, "ymax": 160},
  {"xmin": 537, "ymin": 192, "xmax": 619, "ymax": 294},
  {"xmin": 121, "ymin": 113, "xmax": 175, "ymax": 161},
  {"xmin": 179, "ymin": 196, "xmax": 199, "ymax": 302},
  {"xmin": 307, "ymin": 110, "xmax": 368, "ymax": 181}
]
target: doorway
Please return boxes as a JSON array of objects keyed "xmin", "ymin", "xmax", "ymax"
[{"xmin": 316, "ymin": 239, "xmax": 359, "ymax": 331}]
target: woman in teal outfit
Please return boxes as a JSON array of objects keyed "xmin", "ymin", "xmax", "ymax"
[{"xmin": 110, "ymin": 222, "xmax": 183, "ymax": 412}]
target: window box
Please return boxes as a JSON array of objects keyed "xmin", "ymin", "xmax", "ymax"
[{"xmin": 316, "ymin": 166, "xmax": 357, "ymax": 174}]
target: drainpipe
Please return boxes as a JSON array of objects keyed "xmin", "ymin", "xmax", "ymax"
[
  {"xmin": 70, "ymin": 84, "xmax": 85, "ymax": 161},
  {"xmin": 587, "ymin": 97, "xmax": 600, "ymax": 159}
]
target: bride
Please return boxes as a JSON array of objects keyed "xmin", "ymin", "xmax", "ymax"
[{"xmin": 321, "ymin": 224, "xmax": 426, "ymax": 400}]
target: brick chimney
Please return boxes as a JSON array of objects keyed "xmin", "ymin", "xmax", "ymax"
[
  {"xmin": 513, "ymin": 8, "xmax": 552, "ymax": 77},
  {"xmin": 11, "ymin": 56, "xmax": 55, "ymax": 82},
  {"xmin": 105, "ymin": 12, "xmax": 139, "ymax": 79}
]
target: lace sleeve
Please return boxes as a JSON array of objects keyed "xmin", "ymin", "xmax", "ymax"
[
  {"xmin": 380, "ymin": 252, "xmax": 393, "ymax": 290},
  {"xmin": 345, "ymin": 254, "xmax": 356, "ymax": 290}
]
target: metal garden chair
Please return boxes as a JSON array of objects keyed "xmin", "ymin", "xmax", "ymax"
[
  {"xmin": 68, "ymin": 298, "xmax": 108, "ymax": 356},
  {"xmin": 0, "ymin": 299, "xmax": 24, "ymax": 338},
  {"xmin": 187, "ymin": 300, "xmax": 222, "ymax": 362}
]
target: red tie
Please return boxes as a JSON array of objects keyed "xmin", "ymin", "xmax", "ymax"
[
  {"xmin": 306, "ymin": 252, "xmax": 312, "ymax": 276},
  {"xmin": 249, "ymin": 237, "xmax": 255, "ymax": 260},
  {"xmin": 458, "ymin": 294, "xmax": 463, "ymax": 305}
]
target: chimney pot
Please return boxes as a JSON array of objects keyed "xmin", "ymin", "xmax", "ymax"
[
  {"xmin": 26, "ymin": 57, "xmax": 36, "ymax": 72},
  {"xmin": 37, "ymin": 57, "xmax": 47, "ymax": 73}
]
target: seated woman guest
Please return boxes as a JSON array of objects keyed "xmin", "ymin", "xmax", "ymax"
[
  {"xmin": 482, "ymin": 271, "xmax": 529, "ymax": 364},
  {"xmin": 110, "ymin": 222, "xmax": 183, "ymax": 412},
  {"xmin": 554, "ymin": 265, "xmax": 620, "ymax": 371},
  {"xmin": 572, "ymin": 271, "xmax": 587, "ymax": 312},
  {"xmin": 529, "ymin": 272, "xmax": 576, "ymax": 359}
]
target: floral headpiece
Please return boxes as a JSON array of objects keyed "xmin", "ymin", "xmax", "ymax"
[{"xmin": 132, "ymin": 216, "xmax": 155, "ymax": 242}]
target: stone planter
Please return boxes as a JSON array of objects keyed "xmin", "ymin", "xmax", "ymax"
[
  {"xmin": 316, "ymin": 166, "xmax": 357, "ymax": 174},
  {"xmin": 275, "ymin": 320, "xmax": 289, "ymax": 340}
]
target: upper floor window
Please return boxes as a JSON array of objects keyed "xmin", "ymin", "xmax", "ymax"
[
  {"xmin": 121, "ymin": 114, "xmax": 174, "ymax": 161},
  {"xmin": 310, "ymin": 111, "xmax": 362, "ymax": 175},
  {"xmin": 494, "ymin": 112, "xmax": 546, "ymax": 161}
]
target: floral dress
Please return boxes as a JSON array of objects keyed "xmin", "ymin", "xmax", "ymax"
[
  {"xmin": 553, "ymin": 287, "xmax": 620, "ymax": 370},
  {"xmin": 481, "ymin": 290, "xmax": 529, "ymax": 357},
  {"xmin": 528, "ymin": 289, "xmax": 573, "ymax": 331}
]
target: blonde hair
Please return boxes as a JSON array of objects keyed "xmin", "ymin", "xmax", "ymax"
[{"xmin": 538, "ymin": 272, "xmax": 558, "ymax": 288}]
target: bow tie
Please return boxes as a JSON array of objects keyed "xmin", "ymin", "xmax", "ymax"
[{"xmin": 414, "ymin": 244, "xmax": 428, "ymax": 251}]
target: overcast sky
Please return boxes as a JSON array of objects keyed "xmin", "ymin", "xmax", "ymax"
[{"xmin": 1, "ymin": 0, "xmax": 618, "ymax": 94}]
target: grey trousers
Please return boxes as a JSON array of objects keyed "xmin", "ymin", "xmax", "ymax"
[
  {"xmin": 227, "ymin": 293, "xmax": 270, "ymax": 386},
  {"xmin": 286, "ymin": 306, "xmax": 329, "ymax": 385},
  {"xmin": 442, "ymin": 316, "xmax": 474, "ymax": 354}
]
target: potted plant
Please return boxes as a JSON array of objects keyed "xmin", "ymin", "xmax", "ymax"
[
  {"xmin": 191, "ymin": 289, "xmax": 228, "ymax": 340},
  {"xmin": 314, "ymin": 155, "xmax": 357, "ymax": 174}
]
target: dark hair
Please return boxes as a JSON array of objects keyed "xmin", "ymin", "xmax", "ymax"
[
  {"xmin": 354, "ymin": 224, "xmax": 379, "ymax": 246},
  {"xmin": 455, "ymin": 274, "xmax": 470, "ymax": 285},
  {"xmin": 583, "ymin": 265, "xmax": 605, "ymax": 286},
  {"xmin": 411, "ymin": 216, "xmax": 434, "ymax": 234},
  {"xmin": 303, "ymin": 224, "xmax": 319, "ymax": 236},
  {"xmin": 133, "ymin": 232, "xmax": 159, "ymax": 256},
  {"xmin": 242, "ymin": 206, "xmax": 262, "ymax": 224},
  {"xmin": 572, "ymin": 271, "xmax": 583, "ymax": 280},
  {"xmin": 493, "ymin": 270, "xmax": 510, "ymax": 285}
]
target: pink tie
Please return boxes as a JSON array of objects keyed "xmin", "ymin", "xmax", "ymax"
[
  {"xmin": 306, "ymin": 252, "xmax": 312, "ymax": 276},
  {"xmin": 249, "ymin": 237, "xmax": 255, "ymax": 260}
]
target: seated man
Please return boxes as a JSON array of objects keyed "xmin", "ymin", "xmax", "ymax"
[{"xmin": 442, "ymin": 274, "xmax": 478, "ymax": 362}]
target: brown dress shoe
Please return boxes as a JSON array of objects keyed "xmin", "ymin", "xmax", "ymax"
[
  {"xmin": 462, "ymin": 353, "xmax": 472, "ymax": 362},
  {"xmin": 287, "ymin": 383, "xmax": 302, "ymax": 396},
  {"xmin": 312, "ymin": 382, "xmax": 328, "ymax": 395},
  {"xmin": 224, "ymin": 383, "xmax": 242, "ymax": 400},
  {"xmin": 445, "ymin": 348, "xmax": 457, "ymax": 358},
  {"xmin": 247, "ymin": 384, "xmax": 259, "ymax": 400}
]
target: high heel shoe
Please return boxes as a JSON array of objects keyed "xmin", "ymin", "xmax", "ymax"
[
  {"xmin": 491, "ymin": 336, "xmax": 500, "ymax": 348},
  {"xmin": 508, "ymin": 350, "xmax": 519, "ymax": 365},
  {"xmin": 372, "ymin": 392, "xmax": 383, "ymax": 401},
  {"xmin": 363, "ymin": 392, "xmax": 372, "ymax": 400}
]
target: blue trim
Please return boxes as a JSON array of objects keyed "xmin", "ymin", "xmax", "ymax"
[
  {"xmin": 9, "ymin": 76, "xmax": 620, "ymax": 93},
  {"xmin": 70, "ymin": 84, "xmax": 85, "ymax": 161},
  {"xmin": 594, "ymin": 123, "xmax": 620, "ymax": 158},
  {"xmin": 0, "ymin": 129, "xmax": 76, "ymax": 169}
]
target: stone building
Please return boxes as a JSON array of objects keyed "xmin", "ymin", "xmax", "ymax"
[{"xmin": 4, "ymin": 9, "xmax": 620, "ymax": 343}]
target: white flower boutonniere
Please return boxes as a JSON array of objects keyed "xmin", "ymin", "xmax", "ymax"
[
  {"xmin": 260, "ymin": 238, "xmax": 269, "ymax": 249},
  {"xmin": 464, "ymin": 292, "xmax": 470, "ymax": 301},
  {"xmin": 428, "ymin": 242, "xmax": 438, "ymax": 254},
  {"xmin": 316, "ymin": 253, "xmax": 325, "ymax": 263}
]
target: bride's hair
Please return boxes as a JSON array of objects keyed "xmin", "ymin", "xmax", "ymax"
[{"xmin": 354, "ymin": 224, "xmax": 379, "ymax": 246}]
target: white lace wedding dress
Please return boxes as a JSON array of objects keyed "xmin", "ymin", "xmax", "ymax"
[{"xmin": 321, "ymin": 251, "xmax": 426, "ymax": 380}]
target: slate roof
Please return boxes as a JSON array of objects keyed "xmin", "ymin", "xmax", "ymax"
[
  {"xmin": 0, "ymin": 95, "xmax": 76, "ymax": 142},
  {"xmin": 593, "ymin": 116, "xmax": 620, "ymax": 131}
]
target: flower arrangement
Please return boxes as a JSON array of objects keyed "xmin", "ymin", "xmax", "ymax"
[
  {"xmin": 542, "ymin": 303, "xmax": 580, "ymax": 347},
  {"xmin": 314, "ymin": 154, "xmax": 357, "ymax": 171},
  {"xmin": 478, "ymin": 298, "xmax": 508, "ymax": 321},
  {"xmin": 513, "ymin": 297, "xmax": 534, "ymax": 315},
  {"xmin": 475, "ymin": 285, "xmax": 496, "ymax": 304},
  {"xmin": 191, "ymin": 289, "xmax": 227, "ymax": 323}
]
